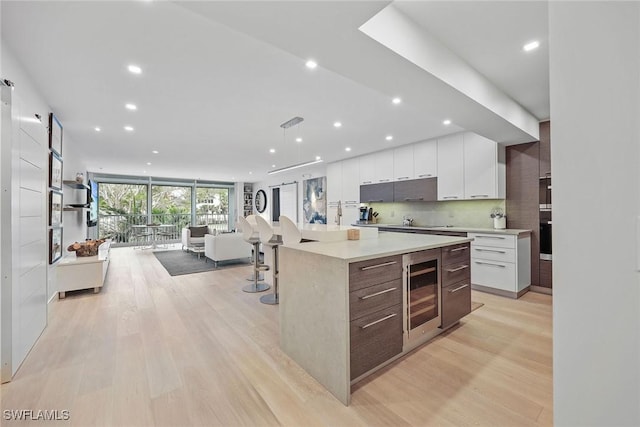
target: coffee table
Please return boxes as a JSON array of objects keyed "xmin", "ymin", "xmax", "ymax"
[{"xmin": 189, "ymin": 243, "xmax": 205, "ymax": 260}]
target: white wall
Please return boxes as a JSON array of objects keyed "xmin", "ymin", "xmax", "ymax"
[
  {"xmin": 251, "ymin": 164, "xmax": 327, "ymax": 223},
  {"xmin": 550, "ymin": 3, "xmax": 640, "ymax": 425}
]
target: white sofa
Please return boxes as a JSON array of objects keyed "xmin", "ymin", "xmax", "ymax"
[{"xmin": 204, "ymin": 232, "xmax": 252, "ymax": 267}]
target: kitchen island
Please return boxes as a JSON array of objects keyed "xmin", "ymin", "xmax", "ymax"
[{"xmin": 279, "ymin": 232, "xmax": 472, "ymax": 405}]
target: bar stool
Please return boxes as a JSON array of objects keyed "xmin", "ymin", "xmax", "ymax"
[
  {"xmin": 237, "ymin": 216, "xmax": 270, "ymax": 293},
  {"xmin": 255, "ymin": 216, "xmax": 281, "ymax": 305},
  {"xmin": 240, "ymin": 216, "xmax": 263, "ymax": 282},
  {"xmin": 278, "ymin": 215, "xmax": 302, "ymax": 244}
]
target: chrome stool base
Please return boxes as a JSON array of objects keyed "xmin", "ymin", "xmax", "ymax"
[
  {"xmin": 242, "ymin": 282, "xmax": 270, "ymax": 293},
  {"xmin": 259, "ymin": 293, "xmax": 278, "ymax": 305},
  {"xmin": 246, "ymin": 274, "xmax": 264, "ymax": 281}
]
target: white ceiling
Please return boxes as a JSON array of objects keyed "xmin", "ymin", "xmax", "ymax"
[{"xmin": 1, "ymin": 1, "xmax": 549, "ymax": 183}]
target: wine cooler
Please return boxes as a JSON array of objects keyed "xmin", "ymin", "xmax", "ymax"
[{"xmin": 403, "ymin": 248, "xmax": 441, "ymax": 345}]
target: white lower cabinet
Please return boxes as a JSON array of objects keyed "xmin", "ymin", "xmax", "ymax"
[{"xmin": 469, "ymin": 233, "xmax": 530, "ymax": 298}]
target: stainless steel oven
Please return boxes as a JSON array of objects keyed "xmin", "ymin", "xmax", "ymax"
[
  {"xmin": 539, "ymin": 174, "xmax": 552, "ymax": 260},
  {"xmin": 403, "ymin": 249, "xmax": 441, "ymax": 345}
]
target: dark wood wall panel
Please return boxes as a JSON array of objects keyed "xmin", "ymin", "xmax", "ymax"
[
  {"xmin": 506, "ymin": 141, "xmax": 540, "ymax": 286},
  {"xmin": 539, "ymin": 121, "xmax": 551, "ymax": 177}
]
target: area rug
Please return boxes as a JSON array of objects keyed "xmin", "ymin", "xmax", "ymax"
[
  {"xmin": 471, "ymin": 301, "xmax": 484, "ymax": 312},
  {"xmin": 153, "ymin": 250, "xmax": 251, "ymax": 276}
]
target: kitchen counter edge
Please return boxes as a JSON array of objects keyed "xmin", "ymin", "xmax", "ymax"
[{"xmin": 355, "ymin": 223, "xmax": 532, "ymax": 236}]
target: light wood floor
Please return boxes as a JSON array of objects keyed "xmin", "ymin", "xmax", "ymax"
[{"xmin": 1, "ymin": 247, "xmax": 552, "ymax": 426}]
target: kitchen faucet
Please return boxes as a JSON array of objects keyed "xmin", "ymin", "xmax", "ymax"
[{"xmin": 336, "ymin": 200, "xmax": 342, "ymax": 225}]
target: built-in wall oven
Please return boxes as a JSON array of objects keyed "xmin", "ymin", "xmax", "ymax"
[{"xmin": 403, "ymin": 249, "xmax": 441, "ymax": 346}]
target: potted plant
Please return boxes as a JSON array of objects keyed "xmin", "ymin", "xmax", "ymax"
[{"xmin": 490, "ymin": 208, "xmax": 506, "ymax": 229}]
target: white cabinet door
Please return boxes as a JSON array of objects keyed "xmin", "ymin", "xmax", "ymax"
[
  {"xmin": 373, "ymin": 150, "xmax": 394, "ymax": 183},
  {"xmin": 341, "ymin": 157, "xmax": 360, "ymax": 206},
  {"xmin": 413, "ymin": 139, "xmax": 438, "ymax": 178},
  {"xmin": 393, "ymin": 145, "xmax": 414, "ymax": 181},
  {"xmin": 437, "ymin": 133, "xmax": 464, "ymax": 200},
  {"xmin": 359, "ymin": 154, "xmax": 375, "ymax": 185},
  {"xmin": 464, "ymin": 132, "xmax": 498, "ymax": 199},
  {"xmin": 327, "ymin": 161, "xmax": 342, "ymax": 204}
]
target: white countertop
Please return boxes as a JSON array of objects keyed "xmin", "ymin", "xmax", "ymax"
[
  {"xmin": 358, "ymin": 223, "xmax": 531, "ymax": 236},
  {"xmin": 281, "ymin": 232, "xmax": 471, "ymax": 262}
]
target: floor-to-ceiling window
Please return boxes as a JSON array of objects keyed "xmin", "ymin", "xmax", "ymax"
[
  {"xmin": 94, "ymin": 174, "xmax": 234, "ymax": 245},
  {"xmin": 98, "ymin": 182, "xmax": 148, "ymax": 243},
  {"xmin": 196, "ymin": 185, "xmax": 229, "ymax": 233}
]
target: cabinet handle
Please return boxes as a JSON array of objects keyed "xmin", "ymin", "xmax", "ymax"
[
  {"xmin": 404, "ymin": 197, "xmax": 424, "ymax": 201},
  {"xmin": 367, "ymin": 199, "xmax": 384, "ymax": 203},
  {"xmin": 345, "ymin": 200, "xmax": 358, "ymax": 204},
  {"xmin": 443, "ymin": 196, "xmax": 458, "ymax": 199},
  {"xmin": 475, "ymin": 261, "xmax": 506, "ymax": 268},
  {"xmin": 361, "ymin": 313, "xmax": 397, "ymax": 329},
  {"xmin": 445, "ymin": 264, "xmax": 468, "ymax": 273},
  {"xmin": 475, "ymin": 248, "xmax": 506, "ymax": 254},
  {"xmin": 475, "ymin": 235, "xmax": 506, "ymax": 240},
  {"xmin": 470, "ymin": 195, "xmax": 489, "ymax": 198},
  {"xmin": 379, "ymin": 179, "xmax": 390, "ymax": 182},
  {"xmin": 362, "ymin": 181, "xmax": 372, "ymax": 184},
  {"xmin": 361, "ymin": 261, "xmax": 397, "ymax": 271},
  {"xmin": 397, "ymin": 176, "xmax": 410, "ymax": 180},
  {"xmin": 418, "ymin": 174, "xmax": 432, "ymax": 178},
  {"xmin": 449, "ymin": 246, "xmax": 468, "ymax": 253},
  {"xmin": 448, "ymin": 284, "xmax": 469, "ymax": 293},
  {"xmin": 360, "ymin": 287, "xmax": 397, "ymax": 300}
]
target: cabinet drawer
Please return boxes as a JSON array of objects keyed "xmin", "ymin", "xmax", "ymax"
[
  {"xmin": 350, "ymin": 304, "xmax": 403, "ymax": 380},
  {"xmin": 442, "ymin": 243, "xmax": 470, "ymax": 265},
  {"xmin": 441, "ymin": 280, "xmax": 471, "ymax": 328},
  {"xmin": 350, "ymin": 279, "xmax": 402, "ymax": 321},
  {"xmin": 469, "ymin": 233, "xmax": 515, "ymax": 249},
  {"xmin": 442, "ymin": 261, "xmax": 470, "ymax": 287},
  {"xmin": 471, "ymin": 259, "xmax": 516, "ymax": 292},
  {"xmin": 471, "ymin": 245, "xmax": 516, "ymax": 263},
  {"xmin": 349, "ymin": 255, "xmax": 402, "ymax": 291}
]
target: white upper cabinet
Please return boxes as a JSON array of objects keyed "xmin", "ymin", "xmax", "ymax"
[
  {"xmin": 327, "ymin": 161, "xmax": 342, "ymax": 204},
  {"xmin": 437, "ymin": 133, "xmax": 465, "ymax": 200},
  {"xmin": 341, "ymin": 157, "xmax": 360, "ymax": 205},
  {"xmin": 373, "ymin": 151, "xmax": 394, "ymax": 183},
  {"xmin": 413, "ymin": 139, "xmax": 438, "ymax": 178},
  {"xmin": 359, "ymin": 153, "xmax": 376, "ymax": 185},
  {"xmin": 463, "ymin": 132, "xmax": 505, "ymax": 199},
  {"xmin": 393, "ymin": 145, "xmax": 414, "ymax": 181}
]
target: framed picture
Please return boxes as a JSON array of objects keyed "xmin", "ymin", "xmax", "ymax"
[
  {"xmin": 49, "ymin": 152, "xmax": 62, "ymax": 190},
  {"xmin": 49, "ymin": 227, "xmax": 63, "ymax": 264},
  {"xmin": 49, "ymin": 190, "xmax": 63, "ymax": 227},
  {"xmin": 303, "ymin": 176, "xmax": 327, "ymax": 224},
  {"xmin": 49, "ymin": 113, "xmax": 63, "ymax": 157}
]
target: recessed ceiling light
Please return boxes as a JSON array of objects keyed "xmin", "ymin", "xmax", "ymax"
[
  {"xmin": 269, "ymin": 148, "xmax": 276, "ymax": 153},
  {"xmin": 315, "ymin": 156, "xmax": 321, "ymax": 161},
  {"xmin": 146, "ymin": 162, "xmax": 151, "ymax": 166},
  {"xmin": 125, "ymin": 103, "xmax": 137, "ymax": 110},
  {"xmin": 443, "ymin": 119, "xmax": 452, "ymax": 125},
  {"xmin": 249, "ymin": 171, "xmax": 253, "ymax": 175},
  {"xmin": 94, "ymin": 127, "xmax": 101, "ymax": 132},
  {"xmin": 272, "ymin": 164, "xmax": 276, "ymax": 168},
  {"xmin": 305, "ymin": 59, "xmax": 318, "ymax": 69},
  {"xmin": 392, "ymin": 97, "xmax": 402, "ymax": 104},
  {"xmin": 385, "ymin": 135, "xmax": 393, "ymax": 141},
  {"xmin": 523, "ymin": 40, "xmax": 540, "ymax": 52},
  {"xmin": 127, "ymin": 64, "xmax": 142, "ymax": 74},
  {"xmin": 152, "ymin": 150, "xmax": 159, "ymax": 154},
  {"xmin": 124, "ymin": 126, "xmax": 134, "ymax": 131},
  {"xmin": 143, "ymin": 170, "xmax": 147, "ymax": 173},
  {"xmin": 345, "ymin": 147, "xmax": 351, "ymax": 152},
  {"xmin": 334, "ymin": 121, "xmax": 342, "ymax": 128},
  {"xmin": 296, "ymin": 137, "xmax": 302, "ymax": 143}
]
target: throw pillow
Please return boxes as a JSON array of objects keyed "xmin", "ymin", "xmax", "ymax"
[{"xmin": 189, "ymin": 226, "xmax": 209, "ymax": 238}]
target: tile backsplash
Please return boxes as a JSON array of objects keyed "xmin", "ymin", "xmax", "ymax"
[{"xmin": 368, "ymin": 199, "xmax": 506, "ymax": 229}]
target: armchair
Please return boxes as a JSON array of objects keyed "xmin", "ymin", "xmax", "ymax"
[{"xmin": 181, "ymin": 225, "xmax": 210, "ymax": 251}]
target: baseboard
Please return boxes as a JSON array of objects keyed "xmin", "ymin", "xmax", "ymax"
[
  {"xmin": 471, "ymin": 283, "xmax": 530, "ymax": 299},
  {"xmin": 530, "ymin": 285, "xmax": 553, "ymax": 295}
]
